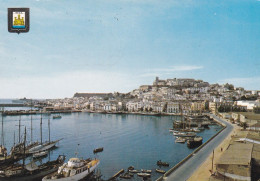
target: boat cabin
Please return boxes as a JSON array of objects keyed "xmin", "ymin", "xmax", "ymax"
[{"xmin": 68, "ymin": 158, "xmax": 84, "ymax": 168}]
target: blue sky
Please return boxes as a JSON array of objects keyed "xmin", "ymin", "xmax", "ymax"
[{"xmin": 0, "ymin": 0, "xmax": 259, "ymax": 98}]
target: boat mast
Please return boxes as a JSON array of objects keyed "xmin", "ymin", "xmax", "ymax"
[
  {"xmin": 1, "ymin": 107, "xmax": 4, "ymax": 146},
  {"xmin": 19, "ymin": 115, "xmax": 21, "ymax": 143},
  {"xmin": 23, "ymin": 127, "xmax": 26, "ymax": 168},
  {"xmin": 13, "ymin": 132, "xmax": 15, "ymax": 147},
  {"xmin": 40, "ymin": 111, "xmax": 42, "ymax": 145},
  {"xmin": 181, "ymin": 103, "xmax": 184, "ymax": 130},
  {"xmin": 30, "ymin": 99, "xmax": 33, "ymax": 143},
  {"xmin": 48, "ymin": 113, "xmax": 50, "ymax": 144}
]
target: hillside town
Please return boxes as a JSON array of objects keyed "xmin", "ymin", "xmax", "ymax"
[{"xmin": 44, "ymin": 77, "xmax": 260, "ymax": 116}]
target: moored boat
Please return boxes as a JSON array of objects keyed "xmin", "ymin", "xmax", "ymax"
[
  {"xmin": 93, "ymin": 147, "xmax": 103, "ymax": 154},
  {"xmin": 128, "ymin": 169, "xmax": 140, "ymax": 173},
  {"xmin": 127, "ymin": 166, "xmax": 134, "ymax": 171},
  {"xmin": 155, "ymin": 168, "xmax": 166, "ymax": 174},
  {"xmin": 137, "ymin": 172, "xmax": 151, "ymax": 177},
  {"xmin": 42, "ymin": 157, "xmax": 100, "ymax": 181},
  {"xmin": 174, "ymin": 132, "xmax": 196, "ymax": 137},
  {"xmin": 0, "ymin": 155, "xmax": 65, "ymax": 181},
  {"xmin": 53, "ymin": 115, "xmax": 62, "ymax": 119},
  {"xmin": 33, "ymin": 151, "xmax": 48, "ymax": 158},
  {"xmin": 119, "ymin": 172, "xmax": 132, "ymax": 179},
  {"xmin": 187, "ymin": 136, "xmax": 203, "ymax": 148},
  {"xmin": 157, "ymin": 160, "xmax": 169, "ymax": 167},
  {"xmin": 141, "ymin": 169, "xmax": 152, "ymax": 173},
  {"xmin": 175, "ymin": 137, "xmax": 186, "ymax": 143}
]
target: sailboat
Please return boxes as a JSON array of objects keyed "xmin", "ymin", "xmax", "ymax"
[
  {"xmin": 29, "ymin": 113, "xmax": 62, "ymax": 154},
  {"xmin": 0, "ymin": 127, "xmax": 66, "ymax": 181},
  {"xmin": 0, "ymin": 109, "xmax": 22, "ymax": 166}
]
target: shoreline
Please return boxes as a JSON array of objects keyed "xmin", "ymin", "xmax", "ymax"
[
  {"xmin": 156, "ymin": 114, "xmax": 227, "ymax": 181},
  {"xmin": 187, "ymin": 117, "xmax": 239, "ymax": 181}
]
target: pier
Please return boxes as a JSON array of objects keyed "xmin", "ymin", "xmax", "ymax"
[{"xmin": 109, "ymin": 169, "xmax": 124, "ymax": 180}]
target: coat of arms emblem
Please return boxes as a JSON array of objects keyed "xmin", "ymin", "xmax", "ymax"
[{"xmin": 8, "ymin": 8, "xmax": 30, "ymax": 33}]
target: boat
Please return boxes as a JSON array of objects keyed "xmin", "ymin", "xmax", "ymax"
[
  {"xmin": 157, "ymin": 160, "xmax": 169, "ymax": 167},
  {"xmin": 29, "ymin": 139, "xmax": 62, "ymax": 154},
  {"xmin": 137, "ymin": 173, "xmax": 151, "ymax": 178},
  {"xmin": 42, "ymin": 157, "xmax": 100, "ymax": 181},
  {"xmin": 141, "ymin": 169, "xmax": 152, "ymax": 173},
  {"xmin": 128, "ymin": 169, "xmax": 140, "ymax": 173},
  {"xmin": 33, "ymin": 151, "xmax": 48, "ymax": 158},
  {"xmin": 119, "ymin": 172, "xmax": 132, "ymax": 179},
  {"xmin": 127, "ymin": 166, "xmax": 134, "ymax": 171},
  {"xmin": 0, "ymin": 155, "xmax": 65, "ymax": 181},
  {"xmin": 187, "ymin": 136, "xmax": 203, "ymax": 148},
  {"xmin": 175, "ymin": 137, "xmax": 186, "ymax": 143},
  {"xmin": 198, "ymin": 127, "xmax": 205, "ymax": 131},
  {"xmin": 29, "ymin": 116, "xmax": 62, "ymax": 154},
  {"xmin": 53, "ymin": 115, "xmax": 61, "ymax": 119},
  {"xmin": 192, "ymin": 128, "xmax": 201, "ymax": 132},
  {"xmin": 173, "ymin": 132, "xmax": 196, "ymax": 137},
  {"xmin": 93, "ymin": 147, "xmax": 103, "ymax": 154},
  {"xmin": 155, "ymin": 168, "xmax": 166, "ymax": 174}
]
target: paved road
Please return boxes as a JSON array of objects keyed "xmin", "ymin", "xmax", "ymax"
[{"xmin": 165, "ymin": 114, "xmax": 234, "ymax": 181}]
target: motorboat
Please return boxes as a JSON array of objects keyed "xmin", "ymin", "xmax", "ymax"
[
  {"xmin": 155, "ymin": 168, "xmax": 166, "ymax": 174},
  {"xmin": 175, "ymin": 137, "xmax": 186, "ymax": 143},
  {"xmin": 42, "ymin": 157, "xmax": 100, "ymax": 181},
  {"xmin": 141, "ymin": 169, "xmax": 152, "ymax": 173},
  {"xmin": 157, "ymin": 160, "xmax": 169, "ymax": 167}
]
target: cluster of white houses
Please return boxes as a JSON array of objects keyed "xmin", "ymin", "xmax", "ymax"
[{"xmin": 46, "ymin": 77, "xmax": 260, "ymax": 115}]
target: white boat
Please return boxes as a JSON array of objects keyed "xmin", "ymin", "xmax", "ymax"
[
  {"xmin": 42, "ymin": 157, "xmax": 100, "ymax": 181},
  {"xmin": 29, "ymin": 139, "xmax": 61, "ymax": 154},
  {"xmin": 173, "ymin": 131, "xmax": 181, "ymax": 136},
  {"xmin": 141, "ymin": 169, "xmax": 152, "ymax": 173},
  {"xmin": 129, "ymin": 169, "xmax": 140, "ymax": 173},
  {"xmin": 137, "ymin": 173, "xmax": 151, "ymax": 177},
  {"xmin": 192, "ymin": 128, "xmax": 200, "ymax": 132},
  {"xmin": 175, "ymin": 137, "xmax": 186, "ymax": 143},
  {"xmin": 174, "ymin": 132, "xmax": 196, "ymax": 137},
  {"xmin": 33, "ymin": 151, "xmax": 48, "ymax": 158}
]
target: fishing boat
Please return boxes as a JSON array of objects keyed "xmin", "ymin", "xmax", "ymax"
[
  {"xmin": 0, "ymin": 155, "xmax": 65, "ymax": 181},
  {"xmin": 33, "ymin": 151, "xmax": 48, "ymax": 158},
  {"xmin": 137, "ymin": 173, "xmax": 151, "ymax": 178},
  {"xmin": 53, "ymin": 115, "xmax": 61, "ymax": 119},
  {"xmin": 141, "ymin": 169, "xmax": 152, "ymax": 173},
  {"xmin": 127, "ymin": 166, "xmax": 134, "ymax": 171},
  {"xmin": 42, "ymin": 157, "xmax": 100, "ymax": 181},
  {"xmin": 155, "ymin": 168, "xmax": 166, "ymax": 174},
  {"xmin": 93, "ymin": 147, "xmax": 103, "ymax": 154},
  {"xmin": 187, "ymin": 136, "xmax": 203, "ymax": 148},
  {"xmin": 192, "ymin": 127, "xmax": 201, "ymax": 132},
  {"xmin": 128, "ymin": 169, "xmax": 140, "ymax": 173},
  {"xmin": 157, "ymin": 160, "xmax": 169, "ymax": 167},
  {"xmin": 119, "ymin": 172, "xmax": 132, "ymax": 179},
  {"xmin": 174, "ymin": 132, "xmax": 196, "ymax": 137},
  {"xmin": 175, "ymin": 137, "xmax": 186, "ymax": 143}
]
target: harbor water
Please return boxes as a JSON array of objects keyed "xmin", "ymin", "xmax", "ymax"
[{"xmin": 1, "ymin": 110, "xmax": 222, "ymax": 180}]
